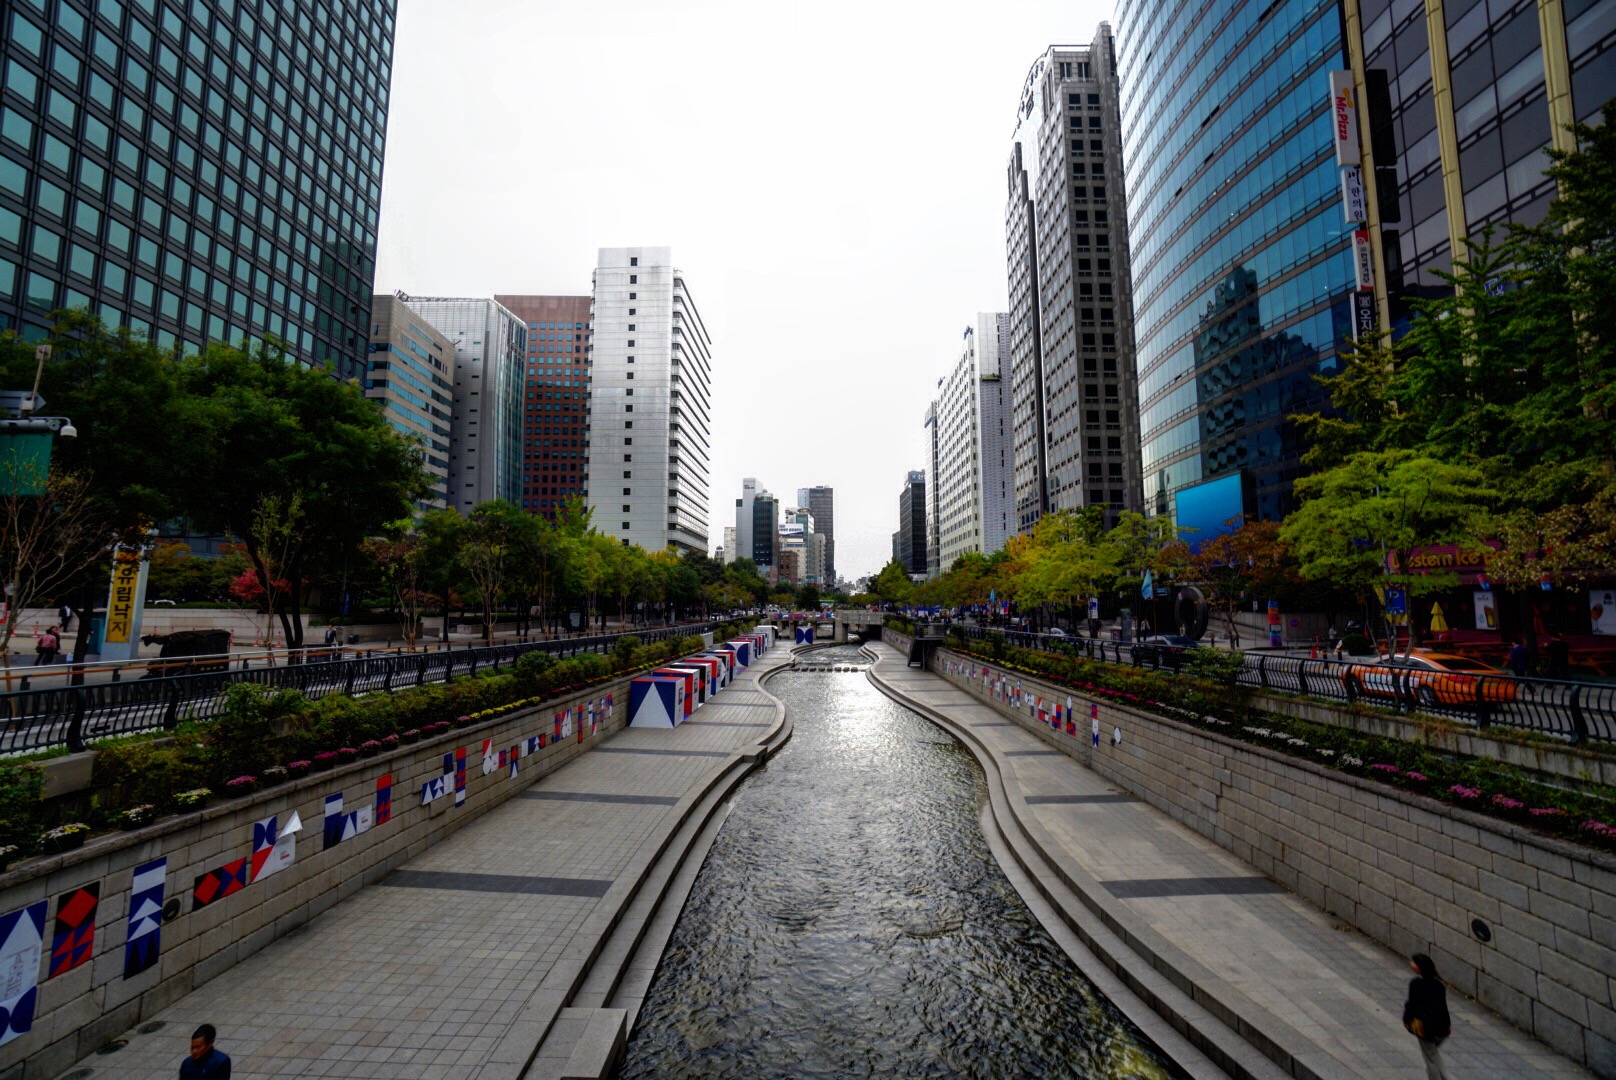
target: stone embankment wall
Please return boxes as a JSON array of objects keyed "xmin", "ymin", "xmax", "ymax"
[
  {"xmin": 914, "ymin": 637, "xmax": 1616, "ymax": 1075},
  {"xmin": 0, "ymin": 675, "xmax": 640, "ymax": 1079}
]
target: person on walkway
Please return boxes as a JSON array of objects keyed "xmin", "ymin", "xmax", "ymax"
[
  {"xmin": 34, "ymin": 626, "xmax": 59, "ymax": 666},
  {"xmin": 1506, "ymin": 639, "xmax": 1528, "ymax": 678},
  {"xmin": 180, "ymin": 1023, "xmax": 230, "ymax": 1078},
  {"xmin": 56, "ymin": 603, "xmax": 71, "ymax": 630},
  {"xmin": 1546, "ymin": 634, "xmax": 1570, "ymax": 679},
  {"xmin": 1402, "ymin": 953, "xmax": 1452, "ymax": 1079}
]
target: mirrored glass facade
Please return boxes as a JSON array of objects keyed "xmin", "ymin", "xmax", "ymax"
[
  {"xmin": 1117, "ymin": 0, "xmax": 1350, "ymax": 525},
  {"xmin": 0, "ymin": 0, "xmax": 394, "ymax": 377}
]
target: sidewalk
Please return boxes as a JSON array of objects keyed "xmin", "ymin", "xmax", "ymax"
[
  {"xmin": 61, "ymin": 651, "xmax": 794, "ymax": 1080},
  {"xmin": 865, "ymin": 641, "xmax": 1589, "ymax": 1080}
]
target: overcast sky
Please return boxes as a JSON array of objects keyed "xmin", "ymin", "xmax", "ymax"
[{"xmin": 373, "ymin": 0, "xmax": 1115, "ymax": 584}]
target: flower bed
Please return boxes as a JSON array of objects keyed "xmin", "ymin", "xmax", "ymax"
[{"xmin": 946, "ymin": 642, "xmax": 1616, "ymax": 854}]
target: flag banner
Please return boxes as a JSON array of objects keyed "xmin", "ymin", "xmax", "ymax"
[
  {"xmin": 124, "ymin": 859, "xmax": 166, "ymax": 978},
  {"xmin": 481, "ymin": 738, "xmax": 497, "ymax": 775},
  {"xmin": 376, "ymin": 774, "xmax": 393, "ymax": 826},
  {"xmin": 49, "ymin": 885, "xmax": 96, "ymax": 979},
  {"xmin": 454, "ymin": 747, "xmax": 467, "ymax": 807},
  {"xmin": 249, "ymin": 815, "xmax": 278, "ymax": 882},
  {"xmin": 509, "ymin": 745, "xmax": 519, "ymax": 779},
  {"xmin": 191, "ymin": 858, "xmax": 248, "ymax": 911},
  {"xmin": 323, "ymin": 793, "xmax": 345, "ymax": 850},
  {"xmin": 0, "ymin": 900, "xmax": 46, "ymax": 1044}
]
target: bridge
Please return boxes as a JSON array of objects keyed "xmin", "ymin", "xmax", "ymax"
[{"xmin": 828, "ymin": 609, "xmax": 884, "ymax": 642}]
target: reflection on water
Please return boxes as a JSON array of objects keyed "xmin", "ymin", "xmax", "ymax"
[{"xmin": 620, "ymin": 645, "xmax": 1183, "ymax": 1080}]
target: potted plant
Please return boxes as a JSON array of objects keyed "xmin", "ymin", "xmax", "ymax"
[
  {"xmin": 120, "ymin": 805, "xmax": 158, "ymax": 831},
  {"xmin": 286, "ymin": 760, "xmax": 312, "ymax": 779},
  {"xmin": 1582, "ymin": 820, "xmax": 1616, "ymax": 851},
  {"xmin": 41, "ymin": 823, "xmax": 90, "ymax": 854},
  {"xmin": 358, "ymin": 740, "xmax": 383, "ymax": 758},
  {"xmin": 380, "ymin": 734, "xmax": 401, "ymax": 751},
  {"xmin": 453, "ymin": 714, "xmax": 474, "ymax": 729},
  {"xmin": 401, "ymin": 728, "xmax": 422, "ymax": 744},
  {"xmin": 225, "ymin": 775, "xmax": 258, "ymax": 797},
  {"xmin": 261, "ymin": 766, "xmax": 289, "ymax": 787},
  {"xmin": 175, "ymin": 788, "xmax": 212, "ymax": 812},
  {"xmin": 336, "ymin": 747, "xmax": 360, "ymax": 764},
  {"xmin": 312, "ymin": 751, "xmax": 339, "ymax": 772}
]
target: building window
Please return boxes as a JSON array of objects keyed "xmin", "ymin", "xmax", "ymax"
[
  {"xmin": 630, "ymin": 257, "xmax": 638, "ymax": 266},
  {"xmin": 629, "ymin": 274, "xmax": 636, "ymax": 284}
]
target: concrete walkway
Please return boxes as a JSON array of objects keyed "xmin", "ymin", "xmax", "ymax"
[
  {"xmin": 57, "ymin": 652, "xmax": 794, "ymax": 1080},
  {"xmin": 865, "ymin": 641, "xmax": 1590, "ymax": 1080}
]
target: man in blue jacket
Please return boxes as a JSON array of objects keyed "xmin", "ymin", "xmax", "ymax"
[{"xmin": 179, "ymin": 1024, "xmax": 230, "ymax": 1079}]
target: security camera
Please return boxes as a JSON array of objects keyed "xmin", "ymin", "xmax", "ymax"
[{"xmin": 58, "ymin": 423, "xmax": 77, "ymax": 439}]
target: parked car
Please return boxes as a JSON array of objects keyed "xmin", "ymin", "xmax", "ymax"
[
  {"xmin": 1044, "ymin": 627, "xmax": 1069, "ymax": 638},
  {"xmin": 1341, "ymin": 651, "xmax": 1517, "ymax": 708},
  {"xmin": 1131, "ymin": 634, "xmax": 1202, "ymax": 669}
]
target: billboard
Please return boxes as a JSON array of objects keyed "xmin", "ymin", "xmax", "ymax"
[
  {"xmin": 1340, "ymin": 167, "xmax": 1366, "ymax": 223},
  {"xmin": 1174, "ymin": 473, "xmax": 1247, "ymax": 553},
  {"xmin": 1353, "ymin": 229, "xmax": 1375, "ymax": 290},
  {"xmin": 1329, "ymin": 70, "xmax": 1359, "ymax": 166}
]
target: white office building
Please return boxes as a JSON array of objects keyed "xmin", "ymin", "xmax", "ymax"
[
  {"xmin": 587, "ymin": 247, "xmax": 714, "ymax": 553},
  {"xmin": 928, "ymin": 313, "xmax": 1013, "ymax": 576},
  {"xmin": 398, "ymin": 294, "xmax": 527, "ymax": 511}
]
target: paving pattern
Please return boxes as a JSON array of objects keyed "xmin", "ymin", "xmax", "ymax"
[
  {"xmin": 59, "ymin": 653, "xmax": 790, "ymax": 1080},
  {"xmin": 871, "ymin": 644, "xmax": 1591, "ymax": 1080}
]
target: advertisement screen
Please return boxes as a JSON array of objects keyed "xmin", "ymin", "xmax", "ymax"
[{"xmin": 1174, "ymin": 473, "xmax": 1246, "ymax": 552}]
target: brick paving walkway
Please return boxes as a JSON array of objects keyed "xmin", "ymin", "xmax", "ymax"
[
  {"xmin": 869, "ymin": 643, "xmax": 1591, "ymax": 1080},
  {"xmin": 58, "ymin": 654, "xmax": 791, "ymax": 1080}
]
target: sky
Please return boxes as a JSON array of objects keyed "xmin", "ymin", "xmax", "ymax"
[{"xmin": 373, "ymin": 0, "xmax": 1116, "ymax": 584}]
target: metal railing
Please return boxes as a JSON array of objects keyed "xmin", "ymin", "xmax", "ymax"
[
  {"xmin": 930, "ymin": 623, "xmax": 1616, "ymax": 746},
  {"xmin": 0, "ymin": 622, "xmax": 717, "ymax": 755}
]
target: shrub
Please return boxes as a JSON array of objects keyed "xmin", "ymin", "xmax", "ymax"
[
  {"xmin": 1184, "ymin": 648, "xmax": 1246, "ymax": 687},
  {"xmin": 1341, "ymin": 632, "xmax": 1376, "ymax": 656},
  {"xmin": 612, "ymin": 635, "xmax": 642, "ymax": 670},
  {"xmin": 0, "ymin": 763, "xmax": 44, "ymax": 850},
  {"xmin": 209, "ymin": 684, "xmax": 308, "ymax": 784}
]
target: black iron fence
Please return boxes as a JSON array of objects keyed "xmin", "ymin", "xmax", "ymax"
[
  {"xmin": 934, "ymin": 623, "xmax": 1616, "ymax": 746},
  {"xmin": 0, "ymin": 623, "xmax": 716, "ymax": 755}
]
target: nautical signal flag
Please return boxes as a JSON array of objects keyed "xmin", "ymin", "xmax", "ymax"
[
  {"xmin": 376, "ymin": 774, "xmax": 393, "ymax": 825},
  {"xmin": 454, "ymin": 747, "xmax": 467, "ymax": 807},
  {"xmin": 124, "ymin": 858, "xmax": 165, "ymax": 979},
  {"xmin": 0, "ymin": 900, "xmax": 47, "ymax": 1045},
  {"xmin": 191, "ymin": 858, "xmax": 248, "ymax": 911},
  {"xmin": 482, "ymin": 738, "xmax": 497, "ymax": 775},
  {"xmin": 49, "ymin": 884, "xmax": 97, "ymax": 978},
  {"xmin": 249, "ymin": 815, "xmax": 277, "ymax": 883}
]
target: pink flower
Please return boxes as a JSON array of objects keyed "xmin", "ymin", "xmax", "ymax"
[
  {"xmin": 1369, "ymin": 763, "xmax": 1400, "ymax": 775},
  {"xmin": 1449, "ymin": 785, "xmax": 1481, "ymax": 800},
  {"xmin": 1491, "ymin": 794, "xmax": 1525, "ymax": 812}
]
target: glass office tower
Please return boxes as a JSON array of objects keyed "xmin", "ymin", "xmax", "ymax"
[
  {"xmin": 1116, "ymin": 0, "xmax": 1351, "ymax": 525},
  {"xmin": 0, "ymin": 0, "xmax": 395, "ymax": 378}
]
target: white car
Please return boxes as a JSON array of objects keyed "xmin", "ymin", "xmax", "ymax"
[{"xmin": 1044, "ymin": 627, "xmax": 1069, "ymax": 638}]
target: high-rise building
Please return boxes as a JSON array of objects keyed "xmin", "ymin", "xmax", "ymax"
[
  {"xmin": 0, "ymin": 0, "xmax": 396, "ymax": 376},
  {"xmin": 1348, "ymin": 0, "xmax": 1611, "ymax": 334},
  {"xmin": 367, "ymin": 295, "xmax": 454, "ymax": 510},
  {"xmin": 796, "ymin": 485, "xmax": 835, "ymax": 584},
  {"xmin": 398, "ymin": 295, "xmax": 526, "ymax": 511},
  {"xmin": 1004, "ymin": 30, "xmax": 1144, "ymax": 534},
  {"xmin": 493, "ymin": 294, "xmax": 592, "ymax": 519},
  {"xmin": 1116, "ymin": 1, "xmax": 1349, "ymax": 527},
  {"xmin": 587, "ymin": 247, "xmax": 712, "ymax": 553},
  {"xmin": 897, "ymin": 470, "xmax": 928, "ymax": 577},
  {"xmin": 928, "ymin": 313, "xmax": 1013, "ymax": 577},
  {"xmin": 721, "ymin": 525, "xmax": 737, "ymax": 564},
  {"xmin": 751, "ymin": 488, "xmax": 778, "ymax": 571}
]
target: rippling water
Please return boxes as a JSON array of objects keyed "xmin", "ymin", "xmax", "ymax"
[{"xmin": 619, "ymin": 645, "xmax": 1183, "ymax": 1080}]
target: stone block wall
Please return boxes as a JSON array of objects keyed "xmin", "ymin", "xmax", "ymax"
[
  {"xmin": 0, "ymin": 676, "xmax": 638, "ymax": 1079},
  {"xmin": 921, "ymin": 640, "xmax": 1616, "ymax": 1076}
]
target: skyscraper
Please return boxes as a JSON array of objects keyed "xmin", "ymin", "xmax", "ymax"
[
  {"xmin": 1004, "ymin": 30, "xmax": 1144, "ymax": 534},
  {"xmin": 398, "ymin": 295, "xmax": 526, "ymax": 511},
  {"xmin": 928, "ymin": 313, "xmax": 1013, "ymax": 577},
  {"xmin": 587, "ymin": 247, "xmax": 712, "ymax": 554},
  {"xmin": 367, "ymin": 294, "xmax": 454, "ymax": 510},
  {"xmin": 796, "ymin": 485, "xmax": 835, "ymax": 585},
  {"xmin": 494, "ymin": 294, "xmax": 592, "ymax": 519},
  {"xmin": 897, "ymin": 470, "xmax": 927, "ymax": 577},
  {"xmin": 1117, "ymin": 0, "xmax": 1350, "ymax": 527},
  {"xmin": 0, "ymin": 0, "xmax": 396, "ymax": 376}
]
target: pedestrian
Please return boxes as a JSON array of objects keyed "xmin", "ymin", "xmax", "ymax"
[
  {"xmin": 180, "ymin": 1023, "xmax": 230, "ymax": 1078},
  {"xmin": 34, "ymin": 626, "xmax": 59, "ymax": 666},
  {"xmin": 1402, "ymin": 953, "xmax": 1452, "ymax": 1079},
  {"xmin": 324, "ymin": 625, "xmax": 338, "ymax": 649},
  {"xmin": 1506, "ymin": 638, "xmax": 1528, "ymax": 678},
  {"xmin": 1546, "ymin": 634, "xmax": 1570, "ymax": 680},
  {"xmin": 56, "ymin": 603, "xmax": 71, "ymax": 630}
]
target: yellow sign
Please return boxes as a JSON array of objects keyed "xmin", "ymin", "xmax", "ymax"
[{"xmin": 105, "ymin": 552, "xmax": 142, "ymax": 643}]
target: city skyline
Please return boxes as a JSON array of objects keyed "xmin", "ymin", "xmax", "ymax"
[{"xmin": 370, "ymin": 0, "xmax": 1118, "ymax": 579}]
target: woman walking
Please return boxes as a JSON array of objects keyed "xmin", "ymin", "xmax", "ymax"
[{"xmin": 1403, "ymin": 953, "xmax": 1452, "ymax": 1079}]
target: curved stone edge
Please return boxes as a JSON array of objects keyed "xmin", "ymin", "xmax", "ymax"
[
  {"xmin": 475, "ymin": 650, "xmax": 798, "ymax": 1080},
  {"xmin": 864, "ymin": 650, "xmax": 1297, "ymax": 1080}
]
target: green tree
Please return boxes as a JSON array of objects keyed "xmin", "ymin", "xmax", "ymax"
[{"xmin": 870, "ymin": 558, "xmax": 915, "ymax": 605}]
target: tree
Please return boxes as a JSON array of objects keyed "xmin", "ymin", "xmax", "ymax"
[
  {"xmin": 1183, "ymin": 520, "xmax": 1297, "ymax": 647},
  {"xmin": 795, "ymin": 584, "xmax": 822, "ymax": 611},
  {"xmin": 870, "ymin": 559, "xmax": 915, "ymax": 605},
  {"xmin": 1281, "ymin": 450, "xmax": 1496, "ymax": 652},
  {"xmin": 460, "ymin": 501, "xmax": 527, "ymax": 644},
  {"xmin": 0, "ymin": 468, "xmax": 117, "ymax": 681},
  {"xmin": 361, "ymin": 523, "xmax": 437, "ymax": 648},
  {"xmin": 247, "ymin": 491, "xmax": 305, "ymax": 657}
]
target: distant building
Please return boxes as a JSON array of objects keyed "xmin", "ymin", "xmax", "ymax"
[
  {"xmin": 796, "ymin": 486, "xmax": 836, "ymax": 584},
  {"xmin": 897, "ymin": 470, "xmax": 928, "ymax": 577},
  {"xmin": 587, "ymin": 247, "xmax": 712, "ymax": 554},
  {"xmin": 367, "ymin": 296, "xmax": 455, "ymax": 510},
  {"xmin": 928, "ymin": 313, "xmax": 1013, "ymax": 576},
  {"xmin": 493, "ymin": 295, "xmax": 592, "ymax": 520},
  {"xmin": 1005, "ymin": 29, "xmax": 1144, "ymax": 533},
  {"xmin": 397, "ymin": 295, "xmax": 527, "ymax": 510},
  {"xmin": 722, "ymin": 526, "xmax": 737, "ymax": 564}
]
